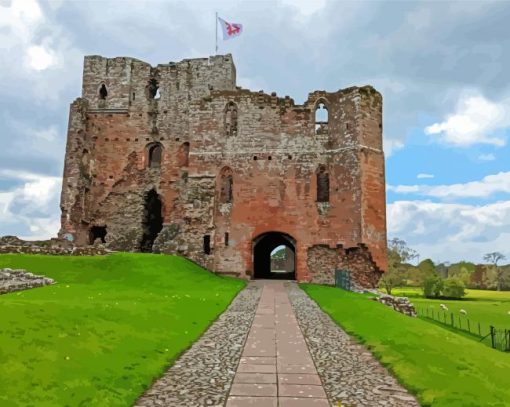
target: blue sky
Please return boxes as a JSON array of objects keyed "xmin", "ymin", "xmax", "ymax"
[{"xmin": 0, "ymin": 0, "xmax": 509, "ymax": 264}]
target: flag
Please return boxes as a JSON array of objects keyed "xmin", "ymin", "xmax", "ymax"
[{"xmin": 218, "ymin": 17, "xmax": 243, "ymax": 40}]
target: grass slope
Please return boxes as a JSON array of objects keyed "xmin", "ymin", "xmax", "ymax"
[
  {"xmin": 0, "ymin": 253, "xmax": 245, "ymax": 407},
  {"xmin": 301, "ymin": 284, "xmax": 510, "ymax": 407}
]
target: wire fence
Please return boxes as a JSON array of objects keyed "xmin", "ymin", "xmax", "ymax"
[{"xmin": 416, "ymin": 307, "xmax": 510, "ymax": 352}]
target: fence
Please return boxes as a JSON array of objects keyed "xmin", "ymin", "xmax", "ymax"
[{"xmin": 416, "ymin": 307, "xmax": 510, "ymax": 352}]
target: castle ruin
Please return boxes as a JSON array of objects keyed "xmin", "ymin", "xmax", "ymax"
[{"xmin": 59, "ymin": 54, "xmax": 387, "ymax": 288}]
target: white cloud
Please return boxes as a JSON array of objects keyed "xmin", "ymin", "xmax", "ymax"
[
  {"xmin": 0, "ymin": 0, "xmax": 82, "ymax": 101},
  {"xmin": 417, "ymin": 173, "xmax": 434, "ymax": 179},
  {"xmin": 388, "ymin": 200, "xmax": 510, "ymax": 263},
  {"xmin": 425, "ymin": 93, "xmax": 509, "ymax": 147},
  {"xmin": 383, "ymin": 138, "xmax": 404, "ymax": 156},
  {"xmin": 0, "ymin": 170, "xmax": 61, "ymax": 239},
  {"xmin": 388, "ymin": 171, "xmax": 510, "ymax": 199},
  {"xmin": 478, "ymin": 153, "xmax": 496, "ymax": 161},
  {"xmin": 25, "ymin": 44, "xmax": 56, "ymax": 70},
  {"xmin": 279, "ymin": 0, "xmax": 327, "ymax": 16}
]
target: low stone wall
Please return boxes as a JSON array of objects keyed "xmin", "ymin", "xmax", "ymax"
[
  {"xmin": 373, "ymin": 294, "xmax": 417, "ymax": 317},
  {"xmin": 0, "ymin": 268, "xmax": 54, "ymax": 294},
  {"xmin": 0, "ymin": 245, "xmax": 111, "ymax": 256},
  {"xmin": 0, "ymin": 235, "xmax": 111, "ymax": 256}
]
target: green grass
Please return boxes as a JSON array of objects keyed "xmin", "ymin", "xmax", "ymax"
[
  {"xmin": 301, "ymin": 284, "xmax": 510, "ymax": 407},
  {"xmin": 0, "ymin": 253, "xmax": 245, "ymax": 407},
  {"xmin": 388, "ymin": 287, "xmax": 510, "ymax": 340}
]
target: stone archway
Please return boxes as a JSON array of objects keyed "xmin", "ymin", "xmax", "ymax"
[{"xmin": 253, "ymin": 232, "xmax": 296, "ymax": 279}]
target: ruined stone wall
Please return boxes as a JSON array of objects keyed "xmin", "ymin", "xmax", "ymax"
[
  {"xmin": 59, "ymin": 54, "xmax": 386, "ymax": 287},
  {"xmin": 307, "ymin": 244, "xmax": 382, "ymax": 289}
]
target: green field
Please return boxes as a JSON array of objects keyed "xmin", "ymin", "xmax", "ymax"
[
  {"xmin": 0, "ymin": 253, "xmax": 245, "ymax": 407},
  {"xmin": 302, "ymin": 284, "xmax": 510, "ymax": 407},
  {"xmin": 388, "ymin": 287, "xmax": 510, "ymax": 339}
]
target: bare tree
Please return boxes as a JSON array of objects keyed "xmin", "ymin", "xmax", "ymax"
[{"xmin": 483, "ymin": 252, "xmax": 507, "ymax": 291}]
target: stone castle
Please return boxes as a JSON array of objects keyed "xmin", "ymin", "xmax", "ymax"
[{"xmin": 58, "ymin": 54, "xmax": 387, "ymax": 288}]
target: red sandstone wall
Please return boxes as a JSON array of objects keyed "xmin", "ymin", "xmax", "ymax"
[{"xmin": 59, "ymin": 54, "xmax": 387, "ymax": 287}]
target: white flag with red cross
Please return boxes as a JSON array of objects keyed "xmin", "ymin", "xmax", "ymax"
[{"xmin": 218, "ymin": 17, "xmax": 243, "ymax": 40}]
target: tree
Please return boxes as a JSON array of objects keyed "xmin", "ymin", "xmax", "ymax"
[
  {"xmin": 423, "ymin": 274, "xmax": 443, "ymax": 298},
  {"xmin": 448, "ymin": 261, "xmax": 475, "ymax": 286},
  {"xmin": 483, "ymin": 252, "xmax": 507, "ymax": 291},
  {"xmin": 380, "ymin": 238, "xmax": 418, "ymax": 295},
  {"xmin": 442, "ymin": 277, "xmax": 466, "ymax": 299}
]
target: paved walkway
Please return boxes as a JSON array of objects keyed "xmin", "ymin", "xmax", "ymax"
[
  {"xmin": 136, "ymin": 280, "xmax": 419, "ymax": 407},
  {"xmin": 226, "ymin": 281, "xmax": 329, "ymax": 406}
]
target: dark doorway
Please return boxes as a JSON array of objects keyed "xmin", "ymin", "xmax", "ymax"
[
  {"xmin": 253, "ymin": 232, "xmax": 296, "ymax": 279},
  {"xmin": 140, "ymin": 189, "xmax": 163, "ymax": 252},
  {"xmin": 89, "ymin": 226, "xmax": 107, "ymax": 245}
]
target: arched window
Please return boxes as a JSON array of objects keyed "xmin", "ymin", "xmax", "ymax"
[
  {"xmin": 219, "ymin": 167, "xmax": 233, "ymax": 203},
  {"xmin": 179, "ymin": 142, "xmax": 190, "ymax": 167},
  {"xmin": 99, "ymin": 84, "xmax": 108, "ymax": 99},
  {"xmin": 148, "ymin": 143, "xmax": 162, "ymax": 168},
  {"xmin": 315, "ymin": 101, "xmax": 328, "ymax": 134},
  {"xmin": 317, "ymin": 165, "xmax": 329, "ymax": 202},
  {"xmin": 224, "ymin": 102, "xmax": 238, "ymax": 137}
]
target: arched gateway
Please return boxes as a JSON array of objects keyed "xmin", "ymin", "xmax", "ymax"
[{"xmin": 253, "ymin": 232, "xmax": 296, "ymax": 280}]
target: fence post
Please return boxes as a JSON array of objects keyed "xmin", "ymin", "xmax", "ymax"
[
  {"xmin": 478, "ymin": 322, "xmax": 481, "ymax": 337},
  {"xmin": 459, "ymin": 315, "xmax": 461, "ymax": 330},
  {"xmin": 450, "ymin": 313, "xmax": 454, "ymax": 327},
  {"xmin": 490, "ymin": 326, "xmax": 496, "ymax": 349},
  {"xmin": 467, "ymin": 319, "xmax": 470, "ymax": 334}
]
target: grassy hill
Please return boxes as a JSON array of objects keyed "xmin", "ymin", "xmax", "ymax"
[
  {"xmin": 302, "ymin": 284, "xmax": 510, "ymax": 407},
  {"xmin": 0, "ymin": 253, "xmax": 245, "ymax": 407}
]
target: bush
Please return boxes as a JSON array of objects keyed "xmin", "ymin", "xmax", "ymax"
[
  {"xmin": 423, "ymin": 274, "xmax": 443, "ymax": 298},
  {"xmin": 442, "ymin": 277, "xmax": 466, "ymax": 299}
]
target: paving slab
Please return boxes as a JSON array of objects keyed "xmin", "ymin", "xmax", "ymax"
[{"xmin": 226, "ymin": 281, "xmax": 331, "ymax": 406}]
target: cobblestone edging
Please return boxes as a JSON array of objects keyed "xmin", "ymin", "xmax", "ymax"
[
  {"xmin": 135, "ymin": 282, "xmax": 262, "ymax": 407},
  {"xmin": 287, "ymin": 283, "xmax": 420, "ymax": 407},
  {"xmin": 0, "ymin": 268, "xmax": 54, "ymax": 295}
]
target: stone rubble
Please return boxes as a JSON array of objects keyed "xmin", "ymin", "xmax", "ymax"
[
  {"xmin": 135, "ymin": 282, "xmax": 262, "ymax": 407},
  {"xmin": 287, "ymin": 283, "xmax": 420, "ymax": 407},
  {"xmin": 0, "ymin": 235, "xmax": 111, "ymax": 256},
  {"xmin": 373, "ymin": 294, "xmax": 417, "ymax": 317},
  {"xmin": 0, "ymin": 268, "xmax": 54, "ymax": 295}
]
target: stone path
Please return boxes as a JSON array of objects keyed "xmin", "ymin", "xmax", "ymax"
[
  {"xmin": 226, "ymin": 281, "xmax": 329, "ymax": 406},
  {"xmin": 136, "ymin": 280, "xmax": 419, "ymax": 407}
]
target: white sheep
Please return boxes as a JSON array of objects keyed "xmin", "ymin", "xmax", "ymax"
[
  {"xmin": 460, "ymin": 309, "xmax": 467, "ymax": 316},
  {"xmin": 440, "ymin": 303, "xmax": 448, "ymax": 311}
]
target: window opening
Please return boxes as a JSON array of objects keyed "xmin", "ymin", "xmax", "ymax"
[
  {"xmin": 147, "ymin": 79, "xmax": 159, "ymax": 99},
  {"xmin": 315, "ymin": 102, "xmax": 328, "ymax": 134},
  {"xmin": 203, "ymin": 235, "xmax": 211, "ymax": 255},
  {"xmin": 219, "ymin": 167, "xmax": 233, "ymax": 203},
  {"xmin": 89, "ymin": 226, "xmax": 107, "ymax": 244},
  {"xmin": 224, "ymin": 102, "xmax": 238, "ymax": 137},
  {"xmin": 317, "ymin": 165, "xmax": 330, "ymax": 202},
  {"xmin": 148, "ymin": 143, "xmax": 162, "ymax": 168},
  {"xmin": 99, "ymin": 84, "xmax": 108, "ymax": 99}
]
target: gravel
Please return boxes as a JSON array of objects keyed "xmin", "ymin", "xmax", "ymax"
[
  {"xmin": 135, "ymin": 282, "xmax": 262, "ymax": 407},
  {"xmin": 287, "ymin": 282, "xmax": 420, "ymax": 407}
]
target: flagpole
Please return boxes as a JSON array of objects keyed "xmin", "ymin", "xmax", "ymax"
[{"xmin": 215, "ymin": 12, "xmax": 218, "ymax": 55}]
